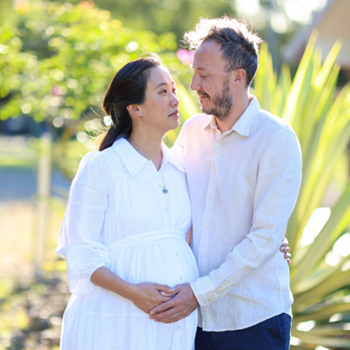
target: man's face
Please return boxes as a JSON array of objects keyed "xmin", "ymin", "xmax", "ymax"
[{"xmin": 191, "ymin": 40, "xmax": 233, "ymax": 120}]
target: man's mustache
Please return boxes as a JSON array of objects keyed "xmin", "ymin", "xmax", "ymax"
[{"xmin": 197, "ymin": 90, "xmax": 209, "ymax": 98}]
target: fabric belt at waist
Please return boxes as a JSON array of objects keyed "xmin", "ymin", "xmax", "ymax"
[{"xmin": 106, "ymin": 229, "xmax": 185, "ymax": 251}]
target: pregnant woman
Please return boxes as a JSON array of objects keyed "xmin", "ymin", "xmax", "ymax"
[
  {"xmin": 56, "ymin": 54, "xmax": 291, "ymax": 350},
  {"xmin": 56, "ymin": 55, "xmax": 199, "ymax": 350}
]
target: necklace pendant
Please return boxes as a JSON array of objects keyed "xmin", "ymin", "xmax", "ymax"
[{"xmin": 163, "ymin": 188, "xmax": 168, "ymax": 194}]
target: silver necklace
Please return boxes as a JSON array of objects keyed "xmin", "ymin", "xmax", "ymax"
[{"xmin": 128, "ymin": 139, "xmax": 168, "ymax": 194}]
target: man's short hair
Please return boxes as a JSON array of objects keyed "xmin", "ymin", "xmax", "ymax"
[{"xmin": 184, "ymin": 16, "xmax": 262, "ymax": 87}]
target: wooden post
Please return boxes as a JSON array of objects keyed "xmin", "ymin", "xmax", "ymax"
[{"xmin": 35, "ymin": 132, "xmax": 52, "ymax": 280}]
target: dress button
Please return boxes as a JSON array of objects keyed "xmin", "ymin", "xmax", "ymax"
[{"xmin": 212, "ymin": 168, "xmax": 216, "ymax": 173}]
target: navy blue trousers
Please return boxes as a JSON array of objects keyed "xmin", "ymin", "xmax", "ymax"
[{"xmin": 195, "ymin": 313, "xmax": 291, "ymax": 350}]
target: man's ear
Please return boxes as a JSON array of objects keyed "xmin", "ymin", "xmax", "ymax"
[
  {"xmin": 126, "ymin": 104, "xmax": 142, "ymax": 117},
  {"xmin": 232, "ymin": 68, "xmax": 246, "ymax": 87}
]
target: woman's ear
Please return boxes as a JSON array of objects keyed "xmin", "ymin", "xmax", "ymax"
[{"xmin": 126, "ymin": 104, "xmax": 142, "ymax": 117}]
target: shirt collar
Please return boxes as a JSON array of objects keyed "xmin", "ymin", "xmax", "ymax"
[
  {"xmin": 112, "ymin": 138, "xmax": 185, "ymax": 176},
  {"xmin": 203, "ymin": 96, "xmax": 260, "ymax": 137},
  {"xmin": 161, "ymin": 142, "xmax": 186, "ymax": 172}
]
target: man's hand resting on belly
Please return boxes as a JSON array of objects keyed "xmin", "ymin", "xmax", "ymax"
[{"xmin": 149, "ymin": 283, "xmax": 199, "ymax": 323}]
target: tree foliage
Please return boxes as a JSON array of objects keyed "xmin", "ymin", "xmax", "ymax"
[
  {"xmin": 0, "ymin": 1, "xmax": 194, "ymax": 128},
  {"xmin": 1, "ymin": 0, "xmax": 237, "ymax": 41}
]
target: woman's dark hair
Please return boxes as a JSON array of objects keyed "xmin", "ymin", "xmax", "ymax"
[{"xmin": 99, "ymin": 54, "xmax": 162, "ymax": 151}]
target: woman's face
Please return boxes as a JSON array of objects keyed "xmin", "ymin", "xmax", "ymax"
[{"xmin": 137, "ymin": 66, "xmax": 180, "ymax": 134}]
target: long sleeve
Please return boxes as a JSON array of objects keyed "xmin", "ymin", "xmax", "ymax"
[
  {"xmin": 190, "ymin": 129, "xmax": 302, "ymax": 306},
  {"xmin": 56, "ymin": 151, "xmax": 112, "ymax": 295}
]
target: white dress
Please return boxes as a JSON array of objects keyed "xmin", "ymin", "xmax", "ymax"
[{"xmin": 56, "ymin": 138, "xmax": 199, "ymax": 350}]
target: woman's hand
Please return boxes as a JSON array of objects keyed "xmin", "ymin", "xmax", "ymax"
[
  {"xmin": 280, "ymin": 237, "xmax": 291, "ymax": 263},
  {"xmin": 128, "ymin": 282, "xmax": 175, "ymax": 314}
]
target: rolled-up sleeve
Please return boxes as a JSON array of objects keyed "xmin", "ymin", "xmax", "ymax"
[
  {"xmin": 191, "ymin": 129, "xmax": 303, "ymax": 305},
  {"xmin": 56, "ymin": 151, "xmax": 111, "ymax": 295}
]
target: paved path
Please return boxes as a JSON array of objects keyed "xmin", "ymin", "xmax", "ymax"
[{"xmin": 0, "ymin": 136, "xmax": 71, "ymax": 203}]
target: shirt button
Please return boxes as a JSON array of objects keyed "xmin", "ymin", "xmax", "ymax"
[
  {"xmin": 159, "ymin": 184, "xmax": 162, "ymax": 188},
  {"xmin": 200, "ymin": 252, "xmax": 205, "ymax": 257},
  {"xmin": 216, "ymin": 142, "xmax": 221, "ymax": 147},
  {"xmin": 175, "ymin": 252, "xmax": 178, "ymax": 257},
  {"xmin": 212, "ymin": 168, "xmax": 216, "ymax": 173},
  {"xmin": 205, "ymin": 224, "xmax": 209, "ymax": 229},
  {"xmin": 208, "ymin": 196, "xmax": 212, "ymax": 200}
]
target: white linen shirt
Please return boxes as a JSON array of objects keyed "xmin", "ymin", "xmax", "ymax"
[
  {"xmin": 56, "ymin": 138, "xmax": 192, "ymax": 296},
  {"xmin": 173, "ymin": 96, "xmax": 302, "ymax": 331}
]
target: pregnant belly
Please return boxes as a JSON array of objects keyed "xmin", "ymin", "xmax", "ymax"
[
  {"xmin": 108, "ymin": 236, "xmax": 199, "ymax": 287},
  {"xmin": 64, "ymin": 232, "xmax": 199, "ymax": 317}
]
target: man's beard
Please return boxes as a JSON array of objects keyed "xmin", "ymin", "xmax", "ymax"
[{"xmin": 201, "ymin": 78, "xmax": 233, "ymax": 121}]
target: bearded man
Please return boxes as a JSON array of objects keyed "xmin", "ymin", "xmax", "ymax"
[{"xmin": 150, "ymin": 17, "xmax": 302, "ymax": 350}]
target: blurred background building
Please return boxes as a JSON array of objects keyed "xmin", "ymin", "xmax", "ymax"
[{"xmin": 285, "ymin": 0, "xmax": 350, "ymax": 83}]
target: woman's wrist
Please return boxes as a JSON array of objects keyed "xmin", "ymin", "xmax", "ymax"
[
  {"xmin": 117, "ymin": 281, "xmax": 138, "ymax": 301},
  {"xmin": 90, "ymin": 266, "xmax": 138, "ymax": 301}
]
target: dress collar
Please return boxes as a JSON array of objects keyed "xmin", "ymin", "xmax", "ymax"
[
  {"xmin": 112, "ymin": 138, "xmax": 185, "ymax": 176},
  {"xmin": 203, "ymin": 96, "xmax": 260, "ymax": 137}
]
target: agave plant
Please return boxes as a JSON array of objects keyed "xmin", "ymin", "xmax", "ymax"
[
  {"xmin": 254, "ymin": 32, "xmax": 350, "ymax": 349},
  {"xmin": 173, "ymin": 32, "xmax": 350, "ymax": 349}
]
